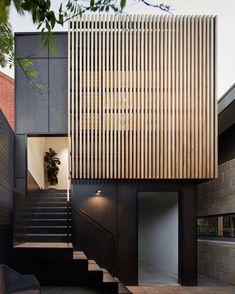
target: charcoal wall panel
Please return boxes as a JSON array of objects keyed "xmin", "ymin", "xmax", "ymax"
[
  {"xmin": 49, "ymin": 34, "xmax": 68, "ymax": 58},
  {"xmin": 49, "ymin": 58, "xmax": 68, "ymax": 133},
  {"xmin": 15, "ymin": 179, "xmax": 25, "ymax": 196},
  {"xmin": 0, "ymin": 110, "xmax": 14, "ymax": 263},
  {"xmin": 15, "ymin": 135, "xmax": 26, "ymax": 178},
  {"xmin": 15, "ymin": 59, "xmax": 49, "ymax": 134},
  {"xmin": 15, "ymin": 34, "xmax": 48, "ymax": 58}
]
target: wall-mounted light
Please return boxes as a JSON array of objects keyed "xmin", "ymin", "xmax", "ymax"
[{"xmin": 95, "ymin": 190, "xmax": 102, "ymax": 196}]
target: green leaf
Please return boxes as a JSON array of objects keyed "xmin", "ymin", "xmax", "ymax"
[
  {"xmin": 59, "ymin": 3, "xmax": 62, "ymax": 13},
  {"xmin": 46, "ymin": 21, "xmax": 51, "ymax": 31},
  {"xmin": 4, "ymin": 0, "xmax": 11, "ymax": 6},
  {"xmin": 35, "ymin": 83, "xmax": 44, "ymax": 91},
  {"xmin": 51, "ymin": 16, "xmax": 55, "ymax": 29},
  {"xmin": 32, "ymin": 10, "xmax": 37, "ymax": 23},
  {"xmin": 21, "ymin": 2, "xmax": 31, "ymax": 11},
  {"xmin": 25, "ymin": 69, "xmax": 39, "ymax": 78},
  {"xmin": 58, "ymin": 14, "xmax": 63, "ymax": 25},
  {"xmin": 49, "ymin": 41, "xmax": 56, "ymax": 55},
  {"xmin": 90, "ymin": 0, "xmax": 94, "ymax": 7},
  {"xmin": 21, "ymin": 58, "xmax": 32, "ymax": 68},
  {"xmin": 44, "ymin": 0, "xmax": 51, "ymax": 10},
  {"xmin": 37, "ymin": 23, "xmax": 42, "ymax": 30},
  {"xmin": 120, "ymin": 0, "xmax": 126, "ymax": 10}
]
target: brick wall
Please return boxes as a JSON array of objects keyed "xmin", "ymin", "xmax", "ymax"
[
  {"xmin": 0, "ymin": 72, "xmax": 14, "ymax": 130},
  {"xmin": 198, "ymin": 240, "xmax": 235, "ymax": 285},
  {"xmin": 198, "ymin": 158, "xmax": 235, "ymax": 217},
  {"xmin": 198, "ymin": 158, "xmax": 235, "ymax": 284}
]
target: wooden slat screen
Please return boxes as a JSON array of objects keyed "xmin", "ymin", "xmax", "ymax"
[{"xmin": 68, "ymin": 15, "xmax": 217, "ymax": 179}]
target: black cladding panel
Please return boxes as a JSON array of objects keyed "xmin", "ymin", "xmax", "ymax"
[
  {"xmin": 49, "ymin": 58, "xmax": 68, "ymax": 133},
  {"xmin": 15, "ymin": 59, "xmax": 49, "ymax": 134}
]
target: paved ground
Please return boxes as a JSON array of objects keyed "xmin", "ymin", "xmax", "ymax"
[
  {"xmin": 128, "ymin": 275, "xmax": 235, "ymax": 294},
  {"xmin": 41, "ymin": 275, "xmax": 235, "ymax": 294},
  {"xmin": 127, "ymin": 285, "xmax": 235, "ymax": 294},
  {"xmin": 138, "ymin": 261, "xmax": 177, "ymax": 285},
  {"xmin": 42, "ymin": 284, "xmax": 235, "ymax": 294}
]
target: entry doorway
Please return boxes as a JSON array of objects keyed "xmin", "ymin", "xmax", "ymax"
[
  {"xmin": 27, "ymin": 135, "xmax": 70, "ymax": 198},
  {"xmin": 138, "ymin": 192, "xmax": 179, "ymax": 285}
]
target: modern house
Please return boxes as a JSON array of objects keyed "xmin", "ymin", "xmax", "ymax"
[
  {"xmin": 198, "ymin": 84, "xmax": 235, "ymax": 285},
  {"xmin": 1, "ymin": 14, "xmax": 217, "ymax": 290}
]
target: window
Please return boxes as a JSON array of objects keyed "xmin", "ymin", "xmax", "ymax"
[{"xmin": 197, "ymin": 214, "xmax": 235, "ymax": 239}]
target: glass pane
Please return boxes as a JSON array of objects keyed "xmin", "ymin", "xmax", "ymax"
[
  {"xmin": 198, "ymin": 214, "xmax": 235, "ymax": 239},
  {"xmin": 223, "ymin": 215, "xmax": 235, "ymax": 238},
  {"xmin": 197, "ymin": 217, "xmax": 218, "ymax": 237}
]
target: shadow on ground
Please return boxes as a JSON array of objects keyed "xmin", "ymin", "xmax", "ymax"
[{"xmin": 41, "ymin": 287, "xmax": 105, "ymax": 294}]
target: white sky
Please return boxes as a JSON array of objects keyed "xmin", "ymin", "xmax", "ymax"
[{"xmin": 1, "ymin": 0, "xmax": 235, "ymax": 98}]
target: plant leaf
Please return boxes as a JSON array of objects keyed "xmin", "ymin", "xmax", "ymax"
[
  {"xmin": 21, "ymin": 2, "xmax": 31, "ymax": 11},
  {"xmin": 120, "ymin": 0, "xmax": 126, "ymax": 10},
  {"xmin": 25, "ymin": 69, "xmax": 39, "ymax": 78}
]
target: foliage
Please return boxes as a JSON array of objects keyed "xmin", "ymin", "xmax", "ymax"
[
  {"xmin": 44, "ymin": 148, "xmax": 61, "ymax": 186},
  {"xmin": 0, "ymin": 0, "xmax": 171, "ymax": 93},
  {"xmin": 0, "ymin": 22, "xmax": 13, "ymax": 67},
  {"xmin": 1, "ymin": 0, "xmax": 171, "ymax": 61}
]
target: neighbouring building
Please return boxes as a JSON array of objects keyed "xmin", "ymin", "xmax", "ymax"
[
  {"xmin": 0, "ymin": 71, "xmax": 14, "ymax": 129},
  {"xmin": 198, "ymin": 84, "xmax": 235, "ymax": 285},
  {"xmin": 7, "ymin": 14, "xmax": 217, "ymax": 288}
]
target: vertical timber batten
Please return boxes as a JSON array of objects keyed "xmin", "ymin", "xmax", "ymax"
[{"xmin": 68, "ymin": 15, "xmax": 217, "ymax": 180}]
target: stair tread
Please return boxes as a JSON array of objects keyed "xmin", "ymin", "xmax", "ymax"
[
  {"xmin": 31, "ymin": 219, "xmax": 70, "ymax": 221},
  {"xmin": 102, "ymin": 269, "xmax": 116, "ymax": 283},
  {"xmin": 32, "ymin": 212, "xmax": 68, "ymax": 214},
  {"xmin": 17, "ymin": 233, "xmax": 71, "ymax": 236},
  {"xmin": 28, "ymin": 199, "xmax": 69, "ymax": 204},
  {"xmin": 29, "ymin": 195, "xmax": 68, "ymax": 198},
  {"xmin": 73, "ymin": 251, "xmax": 87, "ymax": 260},
  {"xmin": 30, "ymin": 196, "xmax": 68, "ymax": 198},
  {"xmin": 114, "ymin": 278, "xmax": 131, "ymax": 294},
  {"xmin": 88, "ymin": 260, "xmax": 101, "ymax": 271},
  {"xmin": 14, "ymin": 242, "xmax": 73, "ymax": 248},
  {"xmin": 32, "ymin": 207, "xmax": 69, "ymax": 209},
  {"xmin": 29, "ymin": 212, "xmax": 71, "ymax": 219},
  {"xmin": 28, "ymin": 226, "xmax": 71, "ymax": 228},
  {"xmin": 118, "ymin": 285, "xmax": 132, "ymax": 294}
]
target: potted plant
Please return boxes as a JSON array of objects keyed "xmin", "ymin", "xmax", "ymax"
[{"xmin": 44, "ymin": 148, "xmax": 61, "ymax": 186}]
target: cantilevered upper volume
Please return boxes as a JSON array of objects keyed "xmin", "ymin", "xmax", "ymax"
[{"xmin": 68, "ymin": 14, "xmax": 217, "ymax": 180}]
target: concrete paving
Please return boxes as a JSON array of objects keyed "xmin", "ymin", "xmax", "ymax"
[
  {"xmin": 42, "ymin": 284, "xmax": 235, "ymax": 294},
  {"xmin": 128, "ymin": 275, "xmax": 235, "ymax": 294},
  {"xmin": 41, "ymin": 275, "xmax": 235, "ymax": 294},
  {"xmin": 127, "ymin": 285, "xmax": 235, "ymax": 294}
]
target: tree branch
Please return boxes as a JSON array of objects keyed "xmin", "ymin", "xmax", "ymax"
[{"xmin": 139, "ymin": 0, "xmax": 173, "ymax": 14}]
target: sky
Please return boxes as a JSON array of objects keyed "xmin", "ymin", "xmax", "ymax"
[{"xmin": 1, "ymin": 0, "xmax": 235, "ymax": 98}]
